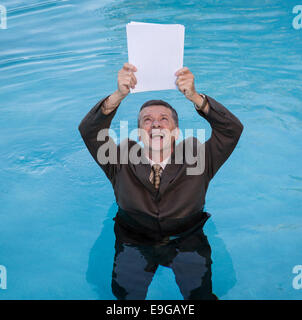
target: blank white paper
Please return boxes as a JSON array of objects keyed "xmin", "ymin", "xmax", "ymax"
[{"xmin": 126, "ymin": 21, "xmax": 185, "ymax": 93}]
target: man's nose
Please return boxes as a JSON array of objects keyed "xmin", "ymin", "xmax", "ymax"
[{"xmin": 152, "ymin": 120, "xmax": 161, "ymax": 127}]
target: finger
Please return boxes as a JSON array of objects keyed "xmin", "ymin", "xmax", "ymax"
[
  {"xmin": 175, "ymin": 67, "xmax": 189, "ymax": 76},
  {"xmin": 175, "ymin": 67, "xmax": 186, "ymax": 76},
  {"xmin": 176, "ymin": 78, "xmax": 181, "ymax": 86},
  {"xmin": 121, "ymin": 76, "xmax": 132, "ymax": 88},
  {"xmin": 123, "ymin": 62, "xmax": 137, "ymax": 72},
  {"xmin": 176, "ymin": 79, "xmax": 190, "ymax": 87},
  {"xmin": 178, "ymin": 86, "xmax": 186, "ymax": 95},
  {"xmin": 120, "ymin": 74, "xmax": 131, "ymax": 82},
  {"xmin": 121, "ymin": 71, "xmax": 137, "ymax": 84},
  {"xmin": 177, "ymin": 82, "xmax": 191, "ymax": 93},
  {"xmin": 123, "ymin": 74, "xmax": 136, "ymax": 89},
  {"xmin": 126, "ymin": 76, "xmax": 133, "ymax": 88},
  {"xmin": 176, "ymin": 80, "xmax": 185, "ymax": 90},
  {"xmin": 130, "ymin": 73, "xmax": 137, "ymax": 85},
  {"xmin": 123, "ymin": 63, "xmax": 132, "ymax": 70},
  {"xmin": 128, "ymin": 75, "xmax": 135, "ymax": 89},
  {"xmin": 178, "ymin": 76, "xmax": 195, "ymax": 86},
  {"xmin": 176, "ymin": 74, "xmax": 192, "ymax": 82},
  {"xmin": 176, "ymin": 79, "xmax": 186, "ymax": 87}
]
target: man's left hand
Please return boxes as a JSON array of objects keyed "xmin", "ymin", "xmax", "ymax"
[{"xmin": 175, "ymin": 67, "xmax": 199, "ymax": 102}]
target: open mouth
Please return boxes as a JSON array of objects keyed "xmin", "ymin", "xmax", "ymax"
[{"xmin": 150, "ymin": 131, "xmax": 165, "ymax": 140}]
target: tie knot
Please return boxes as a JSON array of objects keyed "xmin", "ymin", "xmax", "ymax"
[{"xmin": 152, "ymin": 164, "xmax": 162, "ymax": 175}]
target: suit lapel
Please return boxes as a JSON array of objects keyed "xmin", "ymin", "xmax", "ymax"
[
  {"xmin": 130, "ymin": 147, "xmax": 156, "ymax": 194},
  {"xmin": 158, "ymin": 154, "xmax": 184, "ymax": 196},
  {"xmin": 133, "ymin": 163, "xmax": 156, "ymax": 195},
  {"xmin": 129, "ymin": 142, "xmax": 185, "ymax": 196}
]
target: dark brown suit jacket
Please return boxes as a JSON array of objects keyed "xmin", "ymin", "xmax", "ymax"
[{"xmin": 78, "ymin": 95, "xmax": 243, "ymax": 243}]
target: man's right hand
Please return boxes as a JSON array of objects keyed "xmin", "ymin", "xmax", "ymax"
[
  {"xmin": 117, "ymin": 63, "xmax": 137, "ymax": 97},
  {"xmin": 102, "ymin": 63, "xmax": 137, "ymax": 115}
]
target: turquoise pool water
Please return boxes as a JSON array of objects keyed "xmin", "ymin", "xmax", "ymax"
[{"xmin": 0, "ymin": 0, "xmax": 302, "ymax": 300}]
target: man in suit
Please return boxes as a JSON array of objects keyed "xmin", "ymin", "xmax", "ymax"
[{"xmin": 78, "ymin": 63, "xmax": 244, "ymax": 300}]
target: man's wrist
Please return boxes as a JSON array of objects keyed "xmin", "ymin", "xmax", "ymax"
[
  {"xmin": 115, "ymin": 89, "xmax": 128, "ymax": 101},
  {"xmin": 190, "ymin": 92, "xmax": 204, "ymax": 105},
  {"xmin": 102, "ymin": 90, "xmax": 125, "ymax": 115},
  {"xmin": 192, "ymin": 92, "xmax": 209, "ymax": 114}
]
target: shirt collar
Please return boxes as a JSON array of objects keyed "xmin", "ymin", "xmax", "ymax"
[{"xmin": 145, "ymin": 154, "xmax": 171, "ymax": 170}]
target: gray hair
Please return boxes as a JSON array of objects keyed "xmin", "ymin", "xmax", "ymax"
[{"xmin": 137, "ymin": 100, "xmax": 179, "ymax": 128}]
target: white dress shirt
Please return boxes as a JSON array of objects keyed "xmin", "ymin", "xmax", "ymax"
[{"xmin": 145, "ymin": 154, "xmax": 171, "ymax": 170}]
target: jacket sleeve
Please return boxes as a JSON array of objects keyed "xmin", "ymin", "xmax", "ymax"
[
  {"xmin": 78, "ymin": 96, "xmax": 121, "ymax": 184},
  {"xmin": 196, "ymin": 95, "xmax": 244, "ymax": 182}
]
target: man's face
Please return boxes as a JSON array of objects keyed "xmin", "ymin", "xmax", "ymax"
[{"xmin": 138, "ymin": 105, "xmax": 179, "ymax": 153}]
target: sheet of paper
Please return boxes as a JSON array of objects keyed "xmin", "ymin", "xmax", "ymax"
[{"xmin": 126, "ymin": 22, "xmax": 185, "ymax": 93}]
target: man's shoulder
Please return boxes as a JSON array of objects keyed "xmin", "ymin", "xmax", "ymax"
[
  {"xmin": 117, "ymin": 138, "xmax": 145, "ymax": 164},
  {"xmin": 175, "ymin": 136, "xmax": 205, "ymax": 155}
]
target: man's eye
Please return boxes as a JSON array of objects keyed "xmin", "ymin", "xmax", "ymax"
[{"xmin": 161, "ymin": 117, "xmax": 168, "ymax": 121}]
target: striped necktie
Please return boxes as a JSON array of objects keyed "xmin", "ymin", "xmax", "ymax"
[{"xmin": 149, "ymin": 164, "xmax": 163, "ymax": 189}]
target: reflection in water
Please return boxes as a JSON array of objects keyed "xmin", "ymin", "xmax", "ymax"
[
  {"xmin": 86, "ymin": 204, "xmax": 236, "ymax": 300},
  {"xmin": 112, "ymin": 222, "xmax": 217, "ymax": 300}
]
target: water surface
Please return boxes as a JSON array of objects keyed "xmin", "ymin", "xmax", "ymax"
[{"xmin": 0, "ymin": 0, "xmax": 302, "ymax": 299}]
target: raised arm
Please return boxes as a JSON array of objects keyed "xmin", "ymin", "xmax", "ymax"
[
  {"xmin": 196, "ymin": 95, "xmax": 243, "ymax": 181},
  {"xmin": 175, "ymin": 67, "xmax": 244, "ymax": 181},
  {"xmin": 78, "ymin": 63, "xmax": 137, "ymax": 183}
]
